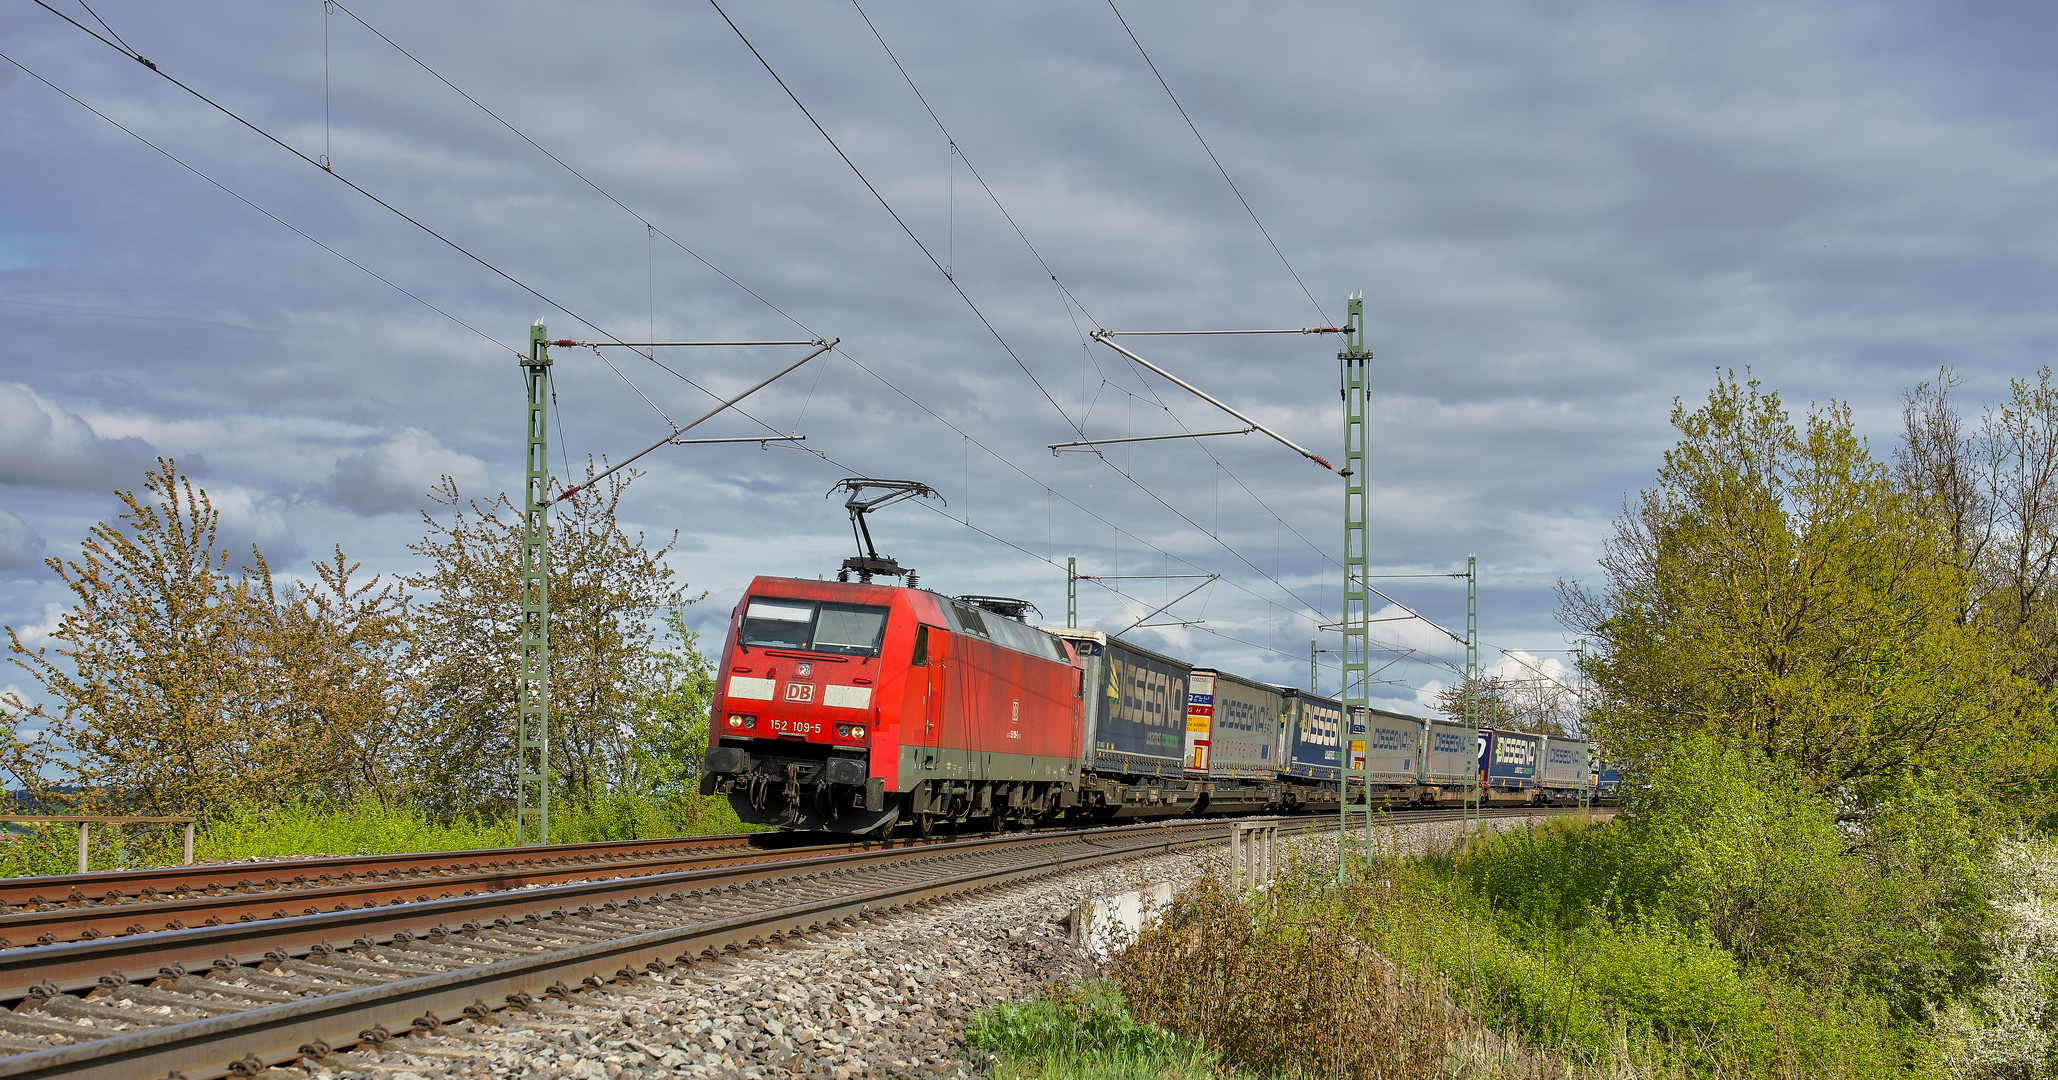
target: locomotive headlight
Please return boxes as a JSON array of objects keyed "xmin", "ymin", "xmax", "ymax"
[
  {"xmin": 836, "ymin": 724, "xmax": 851, "ymax": 738},
  {"xmin": 850, "ymin": 725, "xmax": 866, "ymax": 739},
  {"xmin": 725, "ymin": 715, "xmax": 742, "ymax": 728},
  {"xmin": 727, "ymin": 714, "xmax": 755, "ymax": 730}
]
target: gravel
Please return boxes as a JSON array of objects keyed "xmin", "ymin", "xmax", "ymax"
[{"xmin": 287, "ymin": 814, "xmax": 1577, "ymax": 1080}]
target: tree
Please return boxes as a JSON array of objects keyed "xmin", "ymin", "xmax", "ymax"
[
  {"xmin": 1433, "ymin": 672, "xmax": 1578, "ymax": 736},
  {"xmin": 0, "ymin": 459, "xmax": 296, "ymax": 816},
  {"xmin": 1902, "ymin": 366, "xmax": 2058, "ymax": 688},
  {"xmin": 631, "ymin": 609, "xmax": 718, "ymax": 799},
  {"xmin": 1559, "ymin": 373, "xmax": 2035, "ymax": 814},
  {"xmin": 402, "ymin": 464, "xmax": 694, "ymax": 819},
  {"xmin": 243, "ymin": 547, "xmax": 415, "ymax": 805}
]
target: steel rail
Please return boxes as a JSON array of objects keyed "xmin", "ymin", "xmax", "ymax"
[
  {"xmin": 0, "ymin": 825, "xmax": 1126, "ymax": 1003},
  {"xmin": 0, "ymin": 822, "xmax": 1227, "ymax": 1079},
  {"xmin": 0, "ymin": 835, "xmax": 892, "ymax": 951},
  {"xmin": 0, "ymin": 809, "xmax": 1602, "ymax": 1079},
  {"xmin": 0, "ymin": 832, "xmax": 778, "ymax": 909}
]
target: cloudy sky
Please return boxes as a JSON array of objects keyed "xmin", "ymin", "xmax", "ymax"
[{"xmin": 5, "ymin": 1, "xmax": 2056, "ymax": 712}]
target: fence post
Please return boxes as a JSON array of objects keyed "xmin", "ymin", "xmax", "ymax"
[
  {"xmin": 183, "ymin": 822, "xmax": 195, "ymax": 866},
  {"xmin": 76, "ymin": 822, "xmax": 88, "ymax": 874}
]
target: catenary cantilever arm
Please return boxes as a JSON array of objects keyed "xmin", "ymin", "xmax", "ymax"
[
  {"xmin": 1089, "ymin": 331, "xmax": 1341, "ymax": 474},
  {"xmin": 556, "ymin": 339, "xmax": 834, "ymax": 502}
]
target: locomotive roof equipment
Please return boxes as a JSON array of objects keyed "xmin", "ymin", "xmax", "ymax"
[
  {"xmin": 826, "ymin": 478, "xmax": 943, "ymax": 586},
  {"xmin": 954, "ymin": 595, "xmax": 1040, "ymax": 622}
]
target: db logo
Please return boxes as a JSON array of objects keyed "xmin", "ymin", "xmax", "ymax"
[{"xmin": 784, "ymin": 683, "xmax": 815, "ymax": 703}]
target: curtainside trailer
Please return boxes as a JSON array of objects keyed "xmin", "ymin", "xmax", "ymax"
[
  {"xmin": 1480, "ymin": 729, "xmax": 1543, "ymax": 805},
  {"xmin": 1348, "ymin": 707, "xmax": 1427, "ymax": 806},
  {"xmin": 1186, "ymin": 669, "xmax": 1284, "ymax": 811},
  {"xmin": 1539, "ymin": 737, "xmax": 1591, "ymax": 805},
  {"xmin": 1044, "ymin": 628, "xmax": 1206, "ymax": 817}
]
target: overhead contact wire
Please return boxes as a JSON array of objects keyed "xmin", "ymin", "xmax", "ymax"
[
  {"xmin": 705, "ymin": 0, "xmax": 1083, "ymax": 438},
  {"xmin": 294, "ymin": 2, "xmax": 1285, "ymax": 629},
  {"xmin": 33, "ymin": 0, "xmax": 626, "ymax": 350},
  {"xmin": 0, "ymin": 49, "xmax": 517, "ymax": 358},
  {"xmin": 1104, "ymin": 0, "xmax": 1333, "ymax": 328},
  {"xmin": 850, "ymin": 4, "xmax": 1342, "ymax": 610}
]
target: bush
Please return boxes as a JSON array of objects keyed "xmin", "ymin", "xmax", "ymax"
[
  {"xmin": 1115, "ymin": 822, "xmax": 1921, "ymax": 1080},
  {"xmin": 1622, "ymin": 736, "xmax": 1993, "ymax": 1023}
]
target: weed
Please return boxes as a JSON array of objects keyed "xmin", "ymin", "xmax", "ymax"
[{"xmin": 966, "ymin": 981, "xmax": 1223, "ymax": 1080}]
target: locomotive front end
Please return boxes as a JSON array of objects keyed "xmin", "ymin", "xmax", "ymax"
[{"xmin": 700, "ymin": 578, "xmax": 908, "ymax": 834}]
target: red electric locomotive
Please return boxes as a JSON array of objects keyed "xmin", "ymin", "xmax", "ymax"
[{"xmin": 700, "ymin": 576, "xmax": 1086, "ymax": 836}]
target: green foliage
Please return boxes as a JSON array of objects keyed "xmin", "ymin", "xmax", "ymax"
[
  {"xmin": 1614, "ymin": 736, "xmax": 1993, "ymax": 1022},
  {"xmin": 546, "ymin": 789, "xmax": 754, "ymax": 844},
  {"xmin": 0, "ymin": 820, "xmax": 192, "ymax": 878},
  {"xmin": 966, "ymin": 982, "xmax": 1223, "ymax": 1080},
  {"xmin": 1117, "ymin": 809, "xmax": 1950, "ymax": 1079},
  {"xmin": 1561, "ymin": 372, "xmax": 2039, "ymax": 814},
  {"xmin": 630, "ymin": 608, "xmax": 718, "ymax": 799},
  {"xmin": 198, "ymin": 801, "xmax": 514, "ymax": 860}
]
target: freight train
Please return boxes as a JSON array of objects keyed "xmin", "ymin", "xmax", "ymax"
[{"xmin": 700, "ymin": 577, "xmax": 1602, "ymax": 835}]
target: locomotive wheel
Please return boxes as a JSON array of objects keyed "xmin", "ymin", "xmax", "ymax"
[{"xmin": 915, "ymin": 813, "xmax": 935, "ymax": 839}]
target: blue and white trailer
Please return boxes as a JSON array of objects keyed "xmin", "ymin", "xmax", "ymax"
[{"xmin": 1479, "ymin": 729, "xmax": 1543, "ymax": 805}]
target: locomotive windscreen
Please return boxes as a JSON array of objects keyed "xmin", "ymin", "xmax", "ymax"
[{"xmin": 740, "ymin": 598, "xmax": 890, "ymax": 656}]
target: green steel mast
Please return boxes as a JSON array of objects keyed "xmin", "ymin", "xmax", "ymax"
[
  {"xmin": 1465, "ymin": 554, "xmax": 1480, "ymax": 832},
  {"xmin": 517, "ymin": 324, "xmax": 553, "ymax": 845},
  {"xmin": 1339, "ymin": 295, "xmax": 1372, "ymax": 879}
]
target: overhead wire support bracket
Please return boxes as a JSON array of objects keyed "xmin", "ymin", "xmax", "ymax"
[
  {"xmin": 555, "ymin": 338, "xmax": 835, "ymax": 503},
  {"xmin": 1095, "ymin": 328, "xmax": 1342, "ymax": 336},
  {"xmin": 1114, "ymin": 574, "xmax": 1219, "ymax": 637},
  {"xmin": 670, "ymin": 435, "xmax": 807, "ymax": 448},
  {"xmin": 553, "ymin": 339, "xmax": 821, "ymax": 348},
  {"xmin": 1089, "ymin": 329, "xmax": 1342, "ymax": 474},
  {"xmin": 1048, "ymin": 427, "xmax": 1255, "ymax": 455}
]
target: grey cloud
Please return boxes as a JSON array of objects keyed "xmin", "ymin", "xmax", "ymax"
[
  {"xmin": 0, "ymin": 382, "xmax": 156, "ymax": 491},
  {"xmin": 316, "ymin": 428, "xmax": 491, "ymax": 516},
  {"xmin": 8, "ymin": 0, "xmax": 2058, "ymax": 695},
  {"xmin": 0, "ymin": 509, "xmax": 45, "ymax": 571}
]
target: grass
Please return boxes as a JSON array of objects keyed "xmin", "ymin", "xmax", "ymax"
[
  {"xmin": 966, "ymin": 981, "xmax": 1225, "ymax": 1080},
  {"xmin": 0, "ymin": 791, "xmax": 759, "ymax": 876}
]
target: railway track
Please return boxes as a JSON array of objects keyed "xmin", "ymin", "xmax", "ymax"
[
  {"xmin": 0, "ymin": 808, "xmax": 1583, "ymax": 1079},
  {"xmin": 0, "ymin": 832, "xmax": 877, "ymax": 953}
]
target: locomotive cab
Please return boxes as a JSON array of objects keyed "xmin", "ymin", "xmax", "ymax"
[
  {"xmin": 700, "ymin": 577, "xmax": 1087, "ymax": 835},
  {"xmin": 701, "ymin": 578, "xmax": 910, "ymax": 834}
]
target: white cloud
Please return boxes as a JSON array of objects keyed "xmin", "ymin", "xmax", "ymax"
[
  {"xmin": 0, "ymin": 383, "xmax": 155, "ymax": 491},
  {"xmin": 0, "ymin": 508, "xmax": 44, "ymax": 570},
  {"xmin": 205, "ymin": 486, "xmax": 300, "ymax": 563},
  {"xmin": 315, "ymin": 428, "xmax": 490, "ymax": 516},
  {"xmin": 8, "ymin": 604, "xmax": 63, "ymax": 647}
]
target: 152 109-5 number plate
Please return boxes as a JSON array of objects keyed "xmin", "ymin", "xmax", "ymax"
[{"xmin": 769, "ymin": 717, "xmax": 822, "ymax": 735}]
